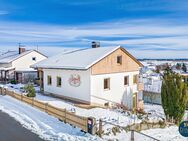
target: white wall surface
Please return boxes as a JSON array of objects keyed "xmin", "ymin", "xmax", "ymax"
[
  {"xmin": 12, "ymin": 51, "xmax": 47, "ymax": 70},
  {"xmin": 90, "ymin": 71, "xmax": 139, "ymax": 109},
  {"xmin": 43, "ymin": 69, "xmax": 91, "ymax": 102}
]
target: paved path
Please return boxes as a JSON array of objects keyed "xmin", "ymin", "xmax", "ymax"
[{"xmin": 0, "ymin": 111, "xmax": 44, "ymax": 141}]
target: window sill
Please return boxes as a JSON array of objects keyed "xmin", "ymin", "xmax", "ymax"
[
  {"xmin": 117, "ymin": 63, "xmax": 122, "ymax": 65},
  {"xmin": 104, "ymin": 88, "xmax": 110, "ymax": 91}
]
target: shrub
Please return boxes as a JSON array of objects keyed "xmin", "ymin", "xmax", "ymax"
[
  {"xmin": 24, "ymin": 84, "xmax": 36, "ymax": 97},
  {"xmin": 10, "ymin": 79, "xmax": 17, "ymax": 84}
]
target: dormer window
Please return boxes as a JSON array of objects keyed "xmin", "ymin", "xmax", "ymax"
[
  {"xmin": 117, "ymin": 55, "xmax": 122, "ymax": 65},
  {"xmin": 32, "ymin": 57, "xmax": 36, "ymax": 61}
]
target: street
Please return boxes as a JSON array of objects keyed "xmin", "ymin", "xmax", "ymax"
[{"xmin": 0, "ymin": 111, "xmax": 44, "ymax": 141}]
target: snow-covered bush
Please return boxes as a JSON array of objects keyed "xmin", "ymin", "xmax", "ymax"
[
  {"xmin": 24, "ymin": 84, "xmax": 36, "ymax": 97},
  {"xmin": 10, "ymin": 79, "xmax": 17, "ymax": 84}
]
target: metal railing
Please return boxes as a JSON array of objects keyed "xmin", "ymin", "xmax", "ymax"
[{"xmin": 98, "ymin": 119, "xmax": 161, "ymax": 141}]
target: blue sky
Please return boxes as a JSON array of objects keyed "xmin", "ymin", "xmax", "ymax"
[{"xmin": 0, "ymin": 0, "xmax": 188, "ymax": 58}]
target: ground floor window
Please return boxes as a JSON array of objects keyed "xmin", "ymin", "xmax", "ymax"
[
  {"xmin": 124, "ymin": 76, "xmax": 129, "ymax": 86},
  {"xmin": 56, "ymin": 76, "xmax": 62, "ymax": 87},
  {"xmin": 47, "ymin": 75, "xmax": 52, "ymax": 85},
  {"xmin": 104, "ymin": 78, "xmax": 110, "ymax": 90}
]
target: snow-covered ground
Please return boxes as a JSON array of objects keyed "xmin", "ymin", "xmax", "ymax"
[
  {"xmin": 0, "ymin": 95, "xmax": 101, "ymax": 141},
  {"xmin": 103, "ymin": 126, "xmax": 187, "ymax": 141},
  {"xmin": 144, "ymin": 103, "xmax": 165, "ymax": 122},
  {"xmin": 1, "ymin": 83, "xmax": 187, "ymax": 141},
  {"xmin": 2, "ymin": 84, "xmax": 143, "ymax": 129}
]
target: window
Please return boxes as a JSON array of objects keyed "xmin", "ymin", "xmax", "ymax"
[
  {"xmin": 133, "ymin": 75, "xmax": 138, "ymax": 84},
  {"xmin": 104, "ymin": 78, "xmax": 110, "ymax": 90},
  {"xmin": 32, "ymin": 57, "xmax": 36, "ymax": 61},
  {"xmin": 47, "ymin": 75, "xmax": 52, "ymax": 85},
  {"xmin": 117, "ymin": 55, "xmax": 122, "ymax": 64},
  {"xmin": 124, "ymin": 76, "xmax": 129, "ymax": 86},
  {"xmin": 56, "ymin": 76, "xmax": 62, "ymax": 87}
]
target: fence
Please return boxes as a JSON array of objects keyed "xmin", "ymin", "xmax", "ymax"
[
  {"xmin": 0, "ymin": 87, "xmax": 96, "ymax": 135},
  {"xmin": 98, "ymin": 119, "xmax": 161, "ymax": 141}
]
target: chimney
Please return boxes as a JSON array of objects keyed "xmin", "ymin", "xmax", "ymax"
[
  {"xmin": 92, "ymin": 41, "xmax": 100, "ymax": 48},
  {"xmin": 19, "ymin": 47, "xmax": 26, "ymax": 54}
]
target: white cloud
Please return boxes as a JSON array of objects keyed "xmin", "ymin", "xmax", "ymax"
[{"xmin": 0, "ymin": 19, "xmax": 188, "ymax": 58}]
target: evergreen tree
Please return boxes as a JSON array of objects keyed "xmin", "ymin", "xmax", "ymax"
[
  {"xmin": 176, "ymin": 63, "xmax": 182, "ymax": 70},
  {"xmin": 182, "ymin": 63, "xmax": 187, "ymax": 73},
  {"xmin": 161, "ymin": 70, "xmax": 188, "ymax": 124}
]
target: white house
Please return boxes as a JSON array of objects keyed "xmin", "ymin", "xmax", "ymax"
[
  {"xmin": 0, "ymin": 47, "xmax": 47, "ymax": 83},
  {"xmin": 32, "ymin": 43, "xmax": 144, "ymax": 110}
]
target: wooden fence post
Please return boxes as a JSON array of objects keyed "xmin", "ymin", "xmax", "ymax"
[
  {"xmin": 64, "ymin": 109, "xmax": 67, "ymax": 123},
  {"xmin": 45, "ymin": 103, "xmax": 48, "ymax": 113},
  {"xmin": 4, "ymin": 88, "xmax": 6, "ymax": 95},
  {"xmin": 21, "ymin": 94, "xmax": 23, "ymax": 101},
  {"xmin": 172, "ymin": 117, "xmax": 174, "ymax": 124},
  {"xmin": 0, "ymin": 87, "xmax": 3, "ymax": 95},
  {"xmin": 32, "ymin": 98, "xmax": 34, "ymax": 106},
  {"xmin": 99, "ymin": 119, "xmax": 103, "ymax": 137},
  {"xmin": 167, "ymin": 115, "xmax": 169, "ymax": 122},
  {"xmin": 131, "ymin": 130, "xmax": 134, "ymax": 141},
  {"xmin": 12, "ymin": 91, "xmax": 14, "ymax": 97}
]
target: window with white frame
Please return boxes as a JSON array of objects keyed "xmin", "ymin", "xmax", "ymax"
[
  {"xmin": 56, "ymin": 76, "xmax": 62, "ymax": 87},
  {"xmin": 104, "ymin": 78, "xmax": 110, "ymax": 90},
  {"xmin": 124, "ymin": 76, "xmax": 129, "ymax": 86}
]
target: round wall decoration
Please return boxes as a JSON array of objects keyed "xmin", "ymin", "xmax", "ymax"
[{"xmin": 69, "ymin": 74, "xmax": 81, "ymax": 87}]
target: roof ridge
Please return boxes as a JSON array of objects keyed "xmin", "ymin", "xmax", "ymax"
[{"xmin": 62, "ymin": 48, "xmax": 89, "ymax": 55}]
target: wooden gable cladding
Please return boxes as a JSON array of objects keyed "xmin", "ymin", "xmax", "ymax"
[{"xmin": 91, "ymin": 48, "xmax": 141, "ymax": 75}]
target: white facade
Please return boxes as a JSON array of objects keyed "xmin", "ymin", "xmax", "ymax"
[
  {"xmin": 43, "ymin": 68, "xmax": 140, "ymax": 109},
  {"xmin": 34, "ymin": 46, "xmax": 143, "ymax": 109},
  {"xmin": 12, "ymin": 51, "xmax": 47, "ymax": 71},
  {"xmin": 43, "ymin": 69, "xmax": 91, "ymax": 103},
  {"xmin": 90, "ymin": 71, "xmax": 139, "ymax": 108},
  {"xmin": 0, "ymin": 49, "xmax": 47, "ymax": 83}
]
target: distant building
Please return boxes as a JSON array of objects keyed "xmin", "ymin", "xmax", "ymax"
[
  {"xmin": 0, "ymin": 47, "xmax": 47, "ymax": 83},
  {"xmin": 141, "ymin": 66, "xmax": 162, "ymax": 104},
  {"xmin": 32, "ymin": 43, "xmax": 144, "ymax": 110}
]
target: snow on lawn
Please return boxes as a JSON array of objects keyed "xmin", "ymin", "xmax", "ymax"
[
  {"xmin": 141, "ymin": 126, "xmax": 187, "ymax": 141},
  {"xmin": 1, "ymin": 84, "xmax": 142, "ymax": 128},
  {"xmin": 103, "ymin": 126, "xmax": 186, "ymax": 141},
  {"xmin": 0, "ymin": 95, "xmax": 101, "ymax": 141},
  {"xmin": 36, "ymin": 93, "xmax": 142, "ymax": 127},
  {"xmin": 144, "ymin": 103, "xmax": 165, "ymax": 122},
  {"xmin": 1, "ymin": 83, "xmax": 174, "ymax": 140}
]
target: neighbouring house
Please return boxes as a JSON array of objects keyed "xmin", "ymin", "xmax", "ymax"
[
  {"xmin": 142, "ymin": 67, "xmax": 162, "ymax": 104},
  {"xmin": 32, "ymin": 42, "xmax": 144, "ymax": 110},
  {"xmin": 0, "ymin": 47, "xmax": 47, "ymax": 83}
]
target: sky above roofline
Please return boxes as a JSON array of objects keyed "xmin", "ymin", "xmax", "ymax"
[{"xmin": 0, "ymin": 0, "xmax": 188, "ymax": 59}]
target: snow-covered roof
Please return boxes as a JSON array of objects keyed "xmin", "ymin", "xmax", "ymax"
[
  {"xmin": 15, "ymin": 68, "xmax": 37, "ymax": 72},
  {"xmin": 32, "ymin": 46, "xmax": 127, "ymax": 70},
  {"xmin": 0, "ymin": 50, "xmax": 37, "ymax": 63},
  {"xmin": 0, "ymin": 66, "xmax": 15, "ymax": 71}
]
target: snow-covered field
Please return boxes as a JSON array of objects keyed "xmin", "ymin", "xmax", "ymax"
[{"xmin": 0, "ymin": 83, "xmax": 187, "ymax": 141}]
